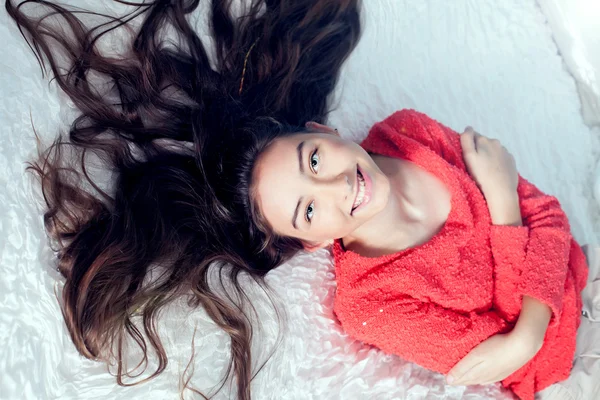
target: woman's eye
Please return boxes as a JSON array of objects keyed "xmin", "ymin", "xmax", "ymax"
[
  {"xmin": 306, "ymin": 201, "xmax": 315, "ymax": 222},
  {"xmin": 310, "ymin": 150, "xmax": 320, "ymax": 173}
]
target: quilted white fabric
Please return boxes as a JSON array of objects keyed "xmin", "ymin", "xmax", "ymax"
[
  {"xmin": 537, "ymin": 0, "xmax": 600, "ymax": 128},
  {"xmin": 1, "ymin": 1, "xmax": 599, "ymax": 399}
]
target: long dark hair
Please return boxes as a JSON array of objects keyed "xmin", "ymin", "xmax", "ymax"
[{"xmin": 6, "ymin": 0, "xmax": 361, "ymax": 398}]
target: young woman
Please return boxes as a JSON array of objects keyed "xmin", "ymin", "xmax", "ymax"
[
  {"xmin": 251, "ymin": 111, "xmax": 592, "ymax": 400},
  {"xmin": 7, "ymin": 0, "xmax": 595, "ymax": 399}
]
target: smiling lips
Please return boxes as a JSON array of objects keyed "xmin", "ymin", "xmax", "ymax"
[
  {"xmin": 351, "ymin": 165, "xmax": 371, "ymax": 215},
  {"xmin": 353, "ymin": 170, "xmax": 366, "ymax": 208}
]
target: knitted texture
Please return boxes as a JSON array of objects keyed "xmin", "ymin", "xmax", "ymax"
[{"xmin": 332, "ymin": 109, "xmax": 589, "ymax": 400}]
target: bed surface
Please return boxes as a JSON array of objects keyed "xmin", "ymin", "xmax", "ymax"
[{"xmin": 1, "ymin": 1, "xmax": 598, "ymax": 399}]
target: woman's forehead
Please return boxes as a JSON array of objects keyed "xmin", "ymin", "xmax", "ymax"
[
  {"xmin": 255, "ymin": 131, "xmax": 337, "ymax": 176},
  {"xmin": 252, "ymin": 139, "xmax": 301, "ymax": 235},
  {"xmin": 252, "ymin": 134, "xmax": 323, "ymax": 232}
]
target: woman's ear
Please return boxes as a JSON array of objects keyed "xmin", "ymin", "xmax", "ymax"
[
  {"xmin": 303, "ymin": 239, "xmax": 334, "ymax": 252},
  {"xmin": 305, "ymin": 121, "xmax": 339, "ymax": 136}
]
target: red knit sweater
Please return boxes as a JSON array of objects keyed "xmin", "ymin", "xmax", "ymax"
[{"xmin": 332, "ymin": 109, "xmax": 589, "ymax": 400}]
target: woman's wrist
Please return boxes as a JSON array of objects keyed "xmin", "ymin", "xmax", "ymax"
[
  {"xmin": 511, "ymin": 321, "xmax": 544, "ymax": 356},
  {"xmin": 508, "ymin": 326, "xmax": 543, "ymax": 361},
  {"xmin": 511, "ymin": 296, "xmax": 551, "ymax": 356},
  {"xmin": 485, "ymin": 190, "xmax": 522, "ymax": 226}
]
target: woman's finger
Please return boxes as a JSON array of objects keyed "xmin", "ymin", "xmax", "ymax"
[
  {"xmin": 455, "ymin": 366, "xmax": 487, "ymax": 386},
  {"xmin": 448, "ymin": 359, "xmax": 485, "ymax": 384},
  {"xmin": 463, "ymin": 370, "xmax": 505, "ymax": 387},
  {"xmin": 478, "ymin": 379, "xmax": 500, "ymax": 386},
  {"xmin": 460, "ymin": 372, "xmax": 490, "ymax": 386},
  {"xmin": 475, "ymin": 374, "xmax": 505, "ymax": 386},
  {"xmin": 460, "ymin": 128, "xmax": 477, "ymax": 154},
  {"xmin": 473, "ymin": 131, "xmax": 487, "ymax": 150},
  {"xmin": 469, "ymin": 127, "xmax": 487, "ymax": 151}
]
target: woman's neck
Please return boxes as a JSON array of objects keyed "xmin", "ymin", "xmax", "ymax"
[{"xmin": 341, "ymin": 155, "xmax": 451, "ymax": 257}]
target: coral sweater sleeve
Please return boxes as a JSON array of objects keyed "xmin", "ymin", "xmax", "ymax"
[
  {"xmin": 338, "ymin": 292, "xmax": 508, "ymax": 373},
  {"xmin": 375, "ymin": 109, "xmax": 572, "ymax": 327},
  {"xmin": 489, "ymin": 180, "xmax": 572, "ymax": 328}
]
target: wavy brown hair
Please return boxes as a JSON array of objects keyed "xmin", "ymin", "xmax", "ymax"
[{"xmin": 6, "ymin": 0, "xmax": 361, "ymax": 398}]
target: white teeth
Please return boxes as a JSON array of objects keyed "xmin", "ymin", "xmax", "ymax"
[{"xmin": 353, "ymin": 173, "xmax": 365, "ymax": 209}]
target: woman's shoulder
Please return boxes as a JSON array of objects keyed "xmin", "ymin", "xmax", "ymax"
[{"xmin": 362, "ymin": 109, "xmax": 465, "ymax": 168}]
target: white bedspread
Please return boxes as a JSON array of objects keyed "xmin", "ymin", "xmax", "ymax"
[{"xmin": 1, "ymin": 1, "xmax": 599, "ymax": 399}]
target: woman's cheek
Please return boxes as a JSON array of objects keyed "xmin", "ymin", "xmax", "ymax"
[{"xmin": 328, "ymin": 213, "xmax": 350, "ymax": 239}]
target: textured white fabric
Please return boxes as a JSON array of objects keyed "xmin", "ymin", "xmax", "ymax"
[
  {"xmin": 1, "ymin": 1, "xmax": 599, "ymax": 400},
  {"xmin": 536, "ymin": 246, "xmax": 600, "ymax": 400},
  {"xmin": 537, "ymin": 0, "xmax": 600, "ymax": 128},
  {"xmin": 581, "ymin": 246, "xmax": 600, "ymax": 322}
]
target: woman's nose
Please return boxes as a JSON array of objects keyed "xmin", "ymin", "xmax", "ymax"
[
  {"xmin": 319, "ymin": 172, "xmax": 352, "ymax": 201},
  {"xmin": 342, "ymin": 173, "xmax": 351, "ymax": 200}
]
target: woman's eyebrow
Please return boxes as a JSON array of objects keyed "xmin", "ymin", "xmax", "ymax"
[
  {"xmin": 297, "ymin": 140, "xmax": 305, "ymax": 174},
  {"xmin": 291, "ymin": 140, "xmax": 307, "ymax": 230},
  {"xmin": 292, "ymin": 197, "xmax": 303, "ymax": 230}
]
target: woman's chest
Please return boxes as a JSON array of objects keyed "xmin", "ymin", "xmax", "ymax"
[
  {"xmin": 372, "ymin": 155, "xmax": 453, "ymax": 249},
  {"xmin": 382, "ymin": 156, "xmax": 495, "ymax": 308},
  {"xmin": 355, "ymin": 152, "xmax": 497, "ymax": 310},
  {"xmin": 393, "ymin": 238, "xmax": 497, "ymax": 311}
]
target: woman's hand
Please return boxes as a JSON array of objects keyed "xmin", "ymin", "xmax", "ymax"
[
  {"xmin": 460, "ymin": 127, "xmax": 518, "ymax": 195},
  {"xmin": 446, "ymin": 328, "xmax": 540, "ymax": 387},
  {"xmin": 460, "ymin": 127, "xmax": 522, "ymax": 226}
]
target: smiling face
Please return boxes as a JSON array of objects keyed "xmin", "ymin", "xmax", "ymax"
[{"xmin": 252, "ymin": 130, "xmax": 391, "ymax": 246}]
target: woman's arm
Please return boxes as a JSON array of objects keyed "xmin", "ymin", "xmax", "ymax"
[
  {"xmin": 480, "ymin": 194, "xmax": 553, "ymax": 353},
  {"xmin": 336, "ymin": 293, "xmax": 509, "ymax": 374},
  {"xmin": 472, "ymin": 168, "xmax": 552, "ymax": 351},
  {"xmin": 488, "ymin": 175, "xmax": 572, "ymax": 330},
  {"xmin": 460, "ymin": 127, "xmax": 561, "ymax": 333},
  {"xmin": 479, "ymin": 184, "xmax": 553, "ymax": 353},
  {"xmin": 513, "ymin": 295, "xmax": 552, "ymax": 352},
  {"xmin": 445, "ymin": 128, "xmax": 565, "ymax": 386}
]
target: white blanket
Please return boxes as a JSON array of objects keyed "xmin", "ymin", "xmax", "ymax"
[{"xmin": 1, "ymin": 1, "xmax": 599, "ymax": 399}]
